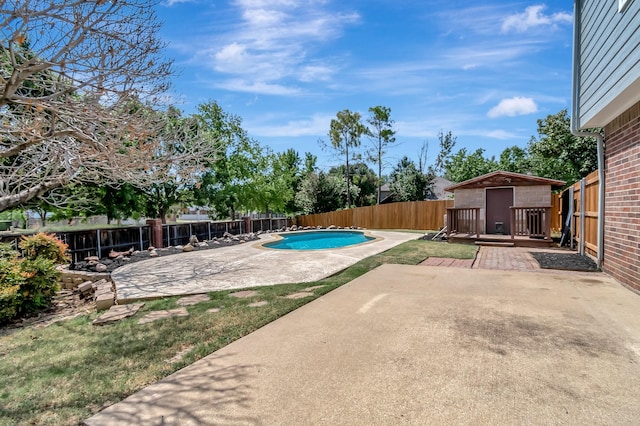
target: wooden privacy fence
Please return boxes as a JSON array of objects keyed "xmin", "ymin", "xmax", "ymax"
[
  {"xmin": 560, "ymin": 170, "xmax": 600, "ymax": 257},
  {"xmin": 296, "ymin": 200, "xmax": 454, "ymax": 230}
]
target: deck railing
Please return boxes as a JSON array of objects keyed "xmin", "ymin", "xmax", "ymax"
[
  {"xmin": 510, "ymin": 207, "xmax": 551, "ymax": 239},
  {"xmin": 446, "ymin": 208, "xmax": 480, "ymax": 237}
]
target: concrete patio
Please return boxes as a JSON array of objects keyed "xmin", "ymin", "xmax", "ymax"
[
  {"xmin": 86, "ymin": 264, "xmax": 640, "ymax": 425},
  {"xmin": 112, "ymin": 230, "xmax": 419, "ymax": 303}
]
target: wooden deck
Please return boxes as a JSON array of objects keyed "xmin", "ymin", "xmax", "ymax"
[{"xmin": 447, "ymin": 233, "xmax": 555, "ymax": 248}]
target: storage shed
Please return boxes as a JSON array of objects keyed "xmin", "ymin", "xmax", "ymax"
[{"xmin": 444, "ymin": 171, "xmax": 565, "ymax": 246}]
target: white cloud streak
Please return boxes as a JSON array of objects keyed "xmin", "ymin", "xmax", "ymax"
[
  {"xmin": 197, "ymin": 0, "xmax": 360, "ymax": 95},
  {"xmin": 487, "ymin": 97, "xmax": 538, "ymax": 118},
  {"xmin": 502, "ymin": 4, "xmax": 572, "ymax": 33}
]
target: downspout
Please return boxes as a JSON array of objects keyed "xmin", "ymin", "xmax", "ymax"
[{"xmin": 570, "ymin": 0, "xmax": 605, "ymax": 268}]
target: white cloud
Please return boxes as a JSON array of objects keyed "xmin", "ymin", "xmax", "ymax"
[
  {"xmin": 487, "ymin": 97, "xmax": 538, "ymax": 118},
  {"xmin": 214, "ymin": 79, "xmax": 301, "ymax": 96},
  {"xmin": 502, "ymin": 4, "xmax": 572, "ymax": 33},
  {"xmin": 194, "ymin": 1, "xmax": 360, "ymax": 95},
  {"xmin": 298, "ymin": 65, "xmax": 334, "ymax": 82},
  {"xmin": 484, "ymin": 129, "xmax": 519, "ymax": 140},
  {"xmin": 249, "ymin": 113, "xmax": 333, "ymax": 137}
]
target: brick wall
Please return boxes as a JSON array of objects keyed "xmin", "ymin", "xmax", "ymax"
[{"xmin": 604, "ymin": 100, "xmax": 640, "ymax": 292}]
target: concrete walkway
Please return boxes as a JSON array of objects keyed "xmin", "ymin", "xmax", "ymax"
[
  {"xmin": 112, "ymin": 230, "xmax": 418, "ymax": 302},
  {"xmin": 86, "ymin": 264, "xmax": 640, "ymax": 425}
]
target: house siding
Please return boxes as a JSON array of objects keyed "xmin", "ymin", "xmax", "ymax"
[
  {"xmin": 576, "ymin": 0, "xmax": 640, "ymax": 128},
  {"xmin": 603, "ymin": 100, "xmax": 640, "ymax": 292}
]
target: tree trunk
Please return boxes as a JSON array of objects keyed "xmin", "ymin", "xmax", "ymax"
[
  {"xmin": 377, "ymin": 146, "xmax": 382, "ymax": 205},
  {"xmin": 346, "ymin": 144, "xmax": 351, "ymax": 208}
]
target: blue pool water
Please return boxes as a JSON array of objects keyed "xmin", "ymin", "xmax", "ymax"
[{"xmin": 264, "ymin": 230, "xmax": 375, "ymax": 250}]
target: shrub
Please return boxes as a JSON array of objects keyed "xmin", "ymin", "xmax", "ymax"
[
  {"xmin": 0, "ymin": 234, "xmax": 66, "ymax": 325},
  {"xmin": 19, "ymin": 233, "xmax": 70, "ymax": 263},
  {"xmin": 0, "ymin": 254, "xmax": 24, "ymax": 324}
]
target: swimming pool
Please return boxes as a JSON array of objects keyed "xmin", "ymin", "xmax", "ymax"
[{"xmin": 263, "ymin": 230, "xmax": 375, "ymax": 250}]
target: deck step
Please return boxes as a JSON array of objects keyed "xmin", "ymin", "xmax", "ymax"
[{"xmin": 475, "ymin": 241, "xmax": 515, "ymax": 247}]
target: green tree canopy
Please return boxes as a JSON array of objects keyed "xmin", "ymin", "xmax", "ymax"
[
  {"xmin": 366, "ymin": 106, "xmax": 396, "ymax": 204},
  {"xmin": 528, "ymin": 109, "xmax": 598, "ymax": 183},
  {"xmin": 443, "ymin": 148, "xmax": 498, "ymax": 183},
  {"xmin": 295, "ymin": 172, "xmax": 357, "ymax": 214},
  {"xmin": 389, "ymin": 156, "xmax": 432, "ymax": 202},
  {"xmin": 329, "ymin": 163, "xmax": 377, "ymax": 207},
  {"xmin": 191, "ymin": 101, "xmax": 260, "ymax": 220},
  {"xmin": 325, "ymin": 109, "xmax": 368, "ymax": 208}
]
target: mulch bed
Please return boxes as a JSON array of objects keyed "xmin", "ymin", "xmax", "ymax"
[{"xmin": 530, "ymin": 251, "xmax": 598, "ymax": 272}]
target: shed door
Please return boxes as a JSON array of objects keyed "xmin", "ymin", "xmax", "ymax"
[{"xmin": 486, "ymin": 188, "xmax": 513, "ymax": 234}]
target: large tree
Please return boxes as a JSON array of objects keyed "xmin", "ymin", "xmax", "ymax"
[
  {"xmin": 0, "ymin": 0, "xmax": 180, "ymax": 212},
  {"xmin": 295, "ymin": 171, "xmax": 355, "ymax": 215},
  {"xmin": 528, "ymin": 109, "xmax": 598, "ymax": 183},
  {"xmin": 243, "ymin": 148, "xmax": 301, "ymax": 216},
  {"xmin": 329, "ymin": 163, "xmax": 377, "ymax": 207},
  {"xmin": 498, "ymin": 146, "xmax": 531, "ymax": 174},
  {"xmin": 326, "ymin": 109, "xmax": 367, "ymax": 209},
  {"xmin": 192, "ymin": 101, "xmax": 261, "ymax": 220},
  {"xmin": 389, "ymin": 156, "xmax": 431, "ymax": 202},
  {"xmin": 443, "ymin": 148, "xmax": 498, "ymax": 183},
  {"xmin": 366, "ymin": 106, "xmax": 396, "ymax": 204}
]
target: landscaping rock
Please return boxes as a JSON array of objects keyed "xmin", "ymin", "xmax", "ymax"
[
  {"xmin": 138, "ymin": 308, "xmax": 189, "ymax": 324},
  {"xmin": 78, "ymin": 281, "xmax": 94, "ymax": 295},
  {"xmin": 95, "ymin": 292, "xmax": 114, "ymax": 310},
  {"xmin": 182, "ymin": 243, "xmax": 194, "ymax": 252},
  {"xmin": 67, "ymin": 232, "xmax": 261, "ymax": 274},
  {"xmin": 189, "ymin": 235, "xmax": 199, "ymax": 245},
  {"xmin": 303, "ymin": 285, "xmax": 326, "ymax": 292},
  {"xmin": 85, "ymin": 256, "xmax": 99, "ymax": 262},
  {"xmin": 229, "ymin": 290, "xmax": 258, "ymax": 298},
  {"xmin": 95, "ymin": 263, "xmax": 108, "ymax": 273},
  {"xmin": 176, "ymin": 294, "xmax": 210, "ymax": 306},
  {"xmin": 283, "ymin": 292, "xmax": 314, "ymax": 299},
  {"xmin": 93, "ymin": 303, "xmax": 144, "ymax": 325}
]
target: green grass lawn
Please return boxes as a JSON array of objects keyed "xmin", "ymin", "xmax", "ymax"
[{"xmin": 0, "ymin": 240, "xmax": 476, "ymax": 425}]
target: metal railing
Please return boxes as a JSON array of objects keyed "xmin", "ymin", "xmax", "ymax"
[{"xmin": 0, "ymin": 218, "xmax": 293, "ymax": 264}]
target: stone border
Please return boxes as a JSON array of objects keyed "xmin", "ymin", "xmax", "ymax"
[{"xmin": 57, "ymin": 267, "xmax": 116, "ymax": 310}]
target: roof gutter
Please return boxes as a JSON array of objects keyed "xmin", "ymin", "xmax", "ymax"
[{"xmin": 571, "ymin": 0, "xmax": 605, "ymax": 269}]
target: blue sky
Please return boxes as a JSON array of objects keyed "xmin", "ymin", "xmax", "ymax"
[{"xmin": 155, "ymin": 1, "xmax": 574, "ymax": 174}]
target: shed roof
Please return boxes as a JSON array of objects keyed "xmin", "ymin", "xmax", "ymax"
[{"xmin": 444, "ymin": 171, "xmax": 565, "ymax": 192}]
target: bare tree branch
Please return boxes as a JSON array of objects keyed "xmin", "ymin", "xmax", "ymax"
[{"xmin": 0, "ymin": 0, "xmax": 188, "ymax": 212}]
